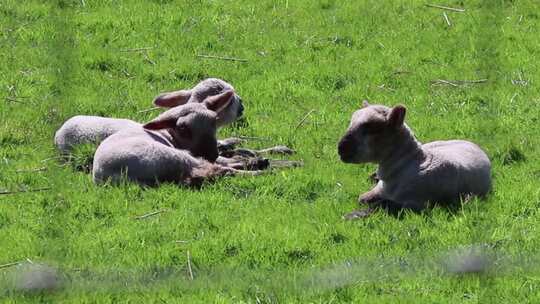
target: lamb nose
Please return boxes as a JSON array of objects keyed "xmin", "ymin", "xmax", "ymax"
[
  {"xmin": 237, "ymin": 103, "xmax": 244, "ymax": 117},
  {"xmin": 338, "ymin": 138, "xmax": 350, "ymax": 155},
  {"xmin": 209, "ymin": 151, "xmax": 218, "ymax": 163}
]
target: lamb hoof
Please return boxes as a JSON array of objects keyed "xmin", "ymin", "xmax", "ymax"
[
  {"xmin": 219, "ymin": 148, "xmax": 257, "ymax": 158},
  {"xmin": 233, "ymin": 148, "xmax": 258, "ymax": 158},
  {"xmin": 343, "ymin": 208, "xmax": 376, "ymax": 220},
  {"xmin": 217, "ymin": 138, "xmax": 245, "ymax": 153},
  {"xmin": 221, "ymin": 137, "xmax": 244, "ymax": 146},
  {"xmin": 246, "ymin": 157, "xmax": 270, "ymax": 170}
]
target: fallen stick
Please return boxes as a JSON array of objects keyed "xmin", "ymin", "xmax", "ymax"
[
  {"xmin": 5, "ymin": 96, "xmax": 32, "ymax": 104},
  {"xmin": 454, "ymin": 79, "xmax": 488, "ymax": 84},
  {"xmin": 134, "ymin": 209, "xmax": 167, "ymax": 220},
  {"xmin": 16, "ymin": 167, "xmax": 47, "ymax": 173},
  {"xmin": 431, "ymin": 79, "xmax": 488, "ymax": 86},
  {"xmin": 120, "ymin": 47, "xmax": 154, "ymax": 52},
  {"xmin": 294, "ymin": 109, "xmax": 316, "ymax": 132},
  {"xmin": 0, "ymin": 187, "xmax": 51, "ymax": 195},
  {"xmin": 41, "ymin": 156, "xmax": 64, "ymax": 163},
  {"xmin": 443, "ymin": 12, "xmax": 451, "ymax": 26},
  {"xmin": 187, "ymin": 250, "xmax": 194, "ymax": 280},
  {"xmin": 432, "ymin": 79, "xmax": 459, "ymax": 87},
  {"xmin": 174, "ymin": 240, "xmax": 190, "ymax": 244},
  {"xmin": 143, "ymin": 54, "xmax": 156, "ymax": 65},
  {"xmin": 0, "ymin": 261, "xmax": 20, "ymax": 269},
  {"xmin": 426, "ymin": 4, "xmax": 465, "ymax": 12},
  {"xmin": 197, "ymin": 54, "xmax": 248, "ymax": 62}
]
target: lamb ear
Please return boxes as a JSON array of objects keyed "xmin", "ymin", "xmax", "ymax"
[
  {"xmin": 203, "ymin": 90, "xmax": 234, "ymax": 113},
  {"xmin": 362, "ymin": 100, "xmax": 370, "ymax": 108},
  {"xmin": 153, "ymin": 89, "xmax": 192, "ymax": 108},
  {"xmin": 387, "ymin": 105, "xmax": 406, "ymax": 128},
  {"xmin": 142, "ymin": 116, "xmax": 177, "ymax": 130}
]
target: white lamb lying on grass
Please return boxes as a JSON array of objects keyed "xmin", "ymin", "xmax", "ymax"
[
  {"xmin": 93, "ymin": 91, "xmax": 260, "ymax": 186},
  {"xmin": 54, "ymin": 78, "xmax": 244, "ymax": 155},
  {"xmin": 337, "ymin": 101, "xmax": 492, "ymax": 219},
  {"xmin": 55, "ymin": 78, "xmax": 294, "ymax": 170}
]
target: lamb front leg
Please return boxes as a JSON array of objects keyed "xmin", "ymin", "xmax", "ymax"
[
  {"xmin": 220, "ymin": 146, "xmax": 296, "ymax": 158},
  {"xmin": 343, "ymin": 183, "xmax": 384, "ymax": 220},
  {"xmin": 217, "ymin": 137, "xmax": 245, "ymax": 154},
  {"xmin": 187, "ymin": 162, "xmax": 266, "ymax": 187},
  {"xmin": 215, "ymin": 156, "xmax": 270, "ymax": 171},
  {"xmin": 256, "ymin": 145, "xmax": 295, "ymax": 155},
  {"xmin": 358, "ymin": 182, "xmax": 384, "ymax": 206}
]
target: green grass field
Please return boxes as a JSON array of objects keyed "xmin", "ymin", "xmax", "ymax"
[{"xmin": 1, "ymin": 0, "xmax": 540, "ymax": 302}]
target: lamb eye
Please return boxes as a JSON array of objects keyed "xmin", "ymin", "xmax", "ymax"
[{"xmin": 177, "ymin": 124, "xmax": 191, "ymax": 136}]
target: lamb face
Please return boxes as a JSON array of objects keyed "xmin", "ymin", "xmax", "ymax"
[
  {"xmin": 153, "ymin": 78, "xmax": 244, "ymax": 128},
  {"xmin": 143, "ymin": 91, "xmax": 235, "ymax": 162},
  {"xmin": 143, "ymin": 104, "xmax": 218, "ymax": 162},
  {"xmin": 338, "ymin": 102, "xmax": 407, "ymax": 164}
]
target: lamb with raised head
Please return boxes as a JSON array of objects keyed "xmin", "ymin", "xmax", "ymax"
[
  {"xmin": 153, "ymin": 77, "xmax": 243, "ymax": 128},
  {"xmin": 155, "ymin": 78, "xmax": 294, "ymax": 159},
  {"xmin": 54, "ymin": 78, "xmax": 244, "ymax": 155},
  {"xmin": 93, "ymin": 91, "xmax": 259, "ymax": 186},
  {"xmin": 337, "ymin": 101, "xmax": 491, "ymax": 219}
]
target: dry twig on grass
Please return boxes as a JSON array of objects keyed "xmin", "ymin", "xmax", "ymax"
[
  {"xmin": 143, "ymin": 53, "xmax": 156, "ymax": 65},
  {"xmin": 443, "ymin": 12, "xmax": 451, "ymax": 26},
  {"xmin": 174, "ymin": 240, "xmax": 190, "ymax": 244},
  {"xmin": 511, "ymin": 72, "xmax": 528, "ymax": 86},
  {"xmin": 41, "ymin": 156, "xmax": 64, "ymax": 163},
  {"xmin": 197, "ymin": 54, "xmax": 248, "ymax": 62},
  {"xmin": 16, "ymin": 167, "xmax": 47, "ymax": 173},
  {"xmin": 0, "ymin": 187, "xmax": 51, "ymax": 196},
  {"xmin": 5, "ymin": 96, "xmax": 35, "ymax": 104},
  {"xmin": 377, "ymin": 84, "xmax": 396, "ymax": 91},
  {"xmin": 293, "ymin": 109, "xmax": 316, "ymax": 132},
  {"xmin": 431, "ymin": 79, "xmax": 488, "ymax": 87},
  {"xmin": 187, "ymin": 250, "xmax": 194, "ymax": 280},
  {"xmin": 0, "ymin": 261, "xmax": 20, "ymax": 269},
  {"xmin": 120, "ymin": 47, "xmax": 154, "ymax": 52},
  {"xmin": 426, "ymin": 4, "xmax": 465, "ymax": 12},
  {"xmin": 134, "ymin": 209, "xmax": 167, "ymax": 220}
]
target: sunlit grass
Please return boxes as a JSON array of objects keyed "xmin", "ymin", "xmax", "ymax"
[{"xmin": 1, "ymin": 0, "xmax": 539, "ymax": 302}]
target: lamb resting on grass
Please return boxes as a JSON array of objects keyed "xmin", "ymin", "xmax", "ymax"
[
  {"xmin": 93, "ymin": 91, "xmax": 260, "ymax": 186},
  {"xmin": 153, "ymin": 78, "xmax": 296, "ymax": 163},
  {"xmin": 54, "ymin": 78, "xmax": 244, "ymax": 155},
  {"xmin": 54, "ymin": 78, "xmax": 293, "ymax": 170},
  {"xmin": 337, "ymin": 101, "xmax": 491, "ymax": 219}
]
